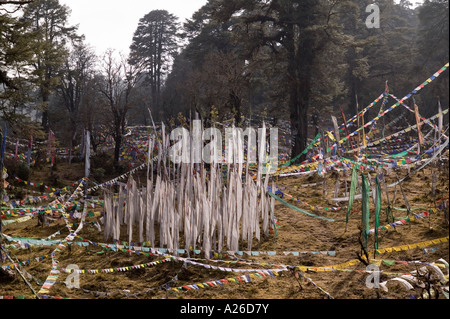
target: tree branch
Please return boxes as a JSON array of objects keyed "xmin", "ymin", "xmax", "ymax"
[{"xmin": 0, "ymin": 1, "xmax": 34, "ymax": 5}]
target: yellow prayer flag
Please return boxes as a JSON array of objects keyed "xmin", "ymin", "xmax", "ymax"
[
  {"xmin": 349, "ymin": 259, "xmax": 360, "ymax": 266},
  {"xmin": 372, "ymin": 259, "xmax": 382, "ymax": 266}
]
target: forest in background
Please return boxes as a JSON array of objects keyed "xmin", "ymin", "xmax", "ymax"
[{"xmin": 0, "ymin": 0, "xmax": 449, "ymax": 169}]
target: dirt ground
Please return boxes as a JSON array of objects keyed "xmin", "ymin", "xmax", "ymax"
[{"xmin": 1, "ymin": 158, "xmax": 449, "ymax": 300}]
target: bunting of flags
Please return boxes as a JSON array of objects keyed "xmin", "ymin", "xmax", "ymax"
[
  {"xmin": 168, "ymin": 268, "xmax": 284, "ymax": 293},
  {"xmin": 369, "ymin": 206, "xmax": 446, "ymax": 234},
  {"xmin": 293, "ymin": 236, "xmax": 449, "ymax": 273},
  {"xmin": 1, "ymin": 252, "xmax": 49, "ymax": 271},
  {"xmin": 3, "ymin": 232, "xmax": 338, "ymax": 258},
  {"xmin": 327, "ymin": 63, "xmax": 449, "ymax": 154},
  {"xmin": 12, "ymin": 175, "xmax": 73, "ymax": 192},
  {"xmin": 37, "ymin": 179, "xmax": 89, "ymax": 295},
  {"xmin": 348, "ymin": 108, "xmax": 449, "ymax": 154},
  {"xmin": 61, "ymin": 257, "xmax": 175, "ymax": 274}
]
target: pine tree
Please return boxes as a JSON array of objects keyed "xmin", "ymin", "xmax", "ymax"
[
  {"xmin": 0, "ymin": 2, "xmax": 38, "ymax": 129},
  {"xmin": 129, "ymin": 10, "xmax": 180, "ymax": 118},
  {"xmin": 207, "ymin": 0, "xmax": 359, "ymax": 161},
  {"xmin": 22, "ymin": 0, "xmax": 80, "ymax": 132},
  {"xmin": 416, "ymin": 0, "xmax": 449, "ymax": 115}
]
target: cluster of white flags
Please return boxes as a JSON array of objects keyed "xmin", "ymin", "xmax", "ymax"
[{"xmin": 103, "ymin": 123, "xmax": 275, "ymax": 256}]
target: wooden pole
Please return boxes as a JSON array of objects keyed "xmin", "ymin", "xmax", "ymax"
[
  {"xmin": 340, "ymin": 106, "xmax": 354, "ymax": 152},
  {"xmin": 356, "ymin": 93, "xmax": 361, "ymax": 152}
]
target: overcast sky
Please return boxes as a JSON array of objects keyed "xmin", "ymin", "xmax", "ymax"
[{"xmin": 59, "ymin": 0, "xmax": 208, "ymax": 56}]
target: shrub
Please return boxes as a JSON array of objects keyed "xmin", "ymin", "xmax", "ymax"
[
  {"xmin": 17, "ymin": 162, "xmax": 31, "ymax": 181},
  {"xmin": 92, "ymin": 167, "xmax": 106, "ymax": 181}
]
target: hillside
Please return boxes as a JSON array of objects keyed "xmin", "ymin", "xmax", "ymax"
[{"xmin": 1, "ymin": 157, "xmax": 448, "ymax": 300}]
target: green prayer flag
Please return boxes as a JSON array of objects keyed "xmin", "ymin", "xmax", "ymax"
[
  {"xmin": 375, "ymin": 178, "xmax": 382, "ymax": 251},
  {"xmin": 346, "ymin": 164, "xmax": 359, "ymax": 229},
  {"xmin": 268, "ymin": 192, "xmax": 335, "ymax": 222},
  {"xmin": 383, "ymin": 260, "xmax": 396, "ymax": 266},
  {"xmin": 361, "ymin": 174, "xmax": 370, "ymax": 250},
  {"xmin": 387, "ymin": 150, "xmax": 410, "ymax": 158}
]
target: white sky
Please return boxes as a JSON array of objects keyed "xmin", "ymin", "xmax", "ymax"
[{"xmin": 59, "ymin": 0, "xmax": 208, "ymax": 56}]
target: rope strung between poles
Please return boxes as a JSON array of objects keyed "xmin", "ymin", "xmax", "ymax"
[
  {"xmin": 327, "ymin": 62, "xmax": 450, "ymax": 154},
  {"xmin": 388, "ymin": 138, "xmax": 449, "ymax": 188},
  {"xmin": 282, "ymin": 133, "xmax": 321, "ymax": 167}
]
